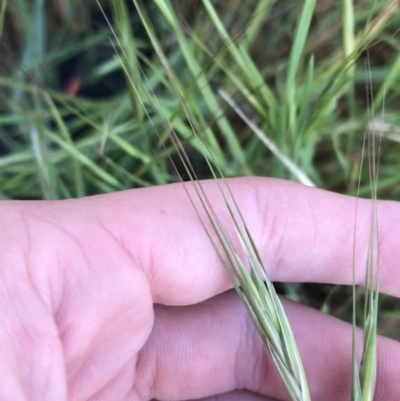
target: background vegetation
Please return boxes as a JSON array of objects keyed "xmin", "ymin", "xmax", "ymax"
[{"xmin": 1, "ymin": 0, "xmax": 400, "ymax": 338}]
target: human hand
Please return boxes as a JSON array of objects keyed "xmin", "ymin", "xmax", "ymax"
[{"xmin": 1, "ymin": 177, "xmax": 399, "ymax": 401}]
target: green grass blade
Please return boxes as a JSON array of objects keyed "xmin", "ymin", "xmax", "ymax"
[
  {"xmin": 109, "ymin": 0, "xmax": 145, "ymax": 122},
  {"xmin": 44, "ymin": 93, "xmax": 85, "ymax": 198},
  {"xmin": 219, "ymin": 89, "xmax": 315, "ymax": 187},
  {"xmin": 0, "ymin": 0, "xmax": 7, "ymax": 40},
  {"xmin": 285, "ymin": 0, "xmax": 316, "ymax": 138},
  {"xmin": 12, "ymin": 0, "xmax": 46, "ymax": 105},
  {"xmin": 156, "ymin": 0, "xmax": 250, "ymax": 172},
  {"xmin": 43, "ymin": 129, "xmax": 122, "ymax": 190},
  {"xmin": 342, "ymin": 0, "xmax": 355, "ymax": 63}
]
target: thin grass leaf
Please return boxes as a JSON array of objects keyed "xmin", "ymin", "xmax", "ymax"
[
  {"xmin": 12, "ymin": 0, "xmax": 46, "ymax": 105},
  {"xmin": 109, "ymin": 0, "xmax": 145, "ymax": 122},
  {"xmin": 201, "ymin": 0, "xmax": 279, "ymax": 127},
  {"xmin": 219, "ymin": 89, "xmax": 315, "ymax": 187},
  {"xmin": 0, "ymin": 0, "xmax": 7, "ymax": 40},
  {"xmin": 29, "ymin": 124, "xmax": 54, "ymax": 200},
  {"xmin": 374, "ymin": 51, "xmax": 400, "ymax": 107},
  {"xmin": 44, "ymin": 93, "xmax": 85, "ymax": 198},
  {"xmin": 27, "ymin": 86, "xmax": 59, "ymax": 200},
  {"xmin": 342, "ymin": 0, "xmax": 355, "ymax": 64},
  {"xmin": 342, "ymin": 0, "xmax": 356, "ymax": 117},
  {"xmin": 154, "ymin": 0, "xmax": 250, "ymax": 171},
  {"xmin": 285, "ymin": 0, "xmax": 316, "ymax": 138},
  {"xmin": 240, "ymin": 0, "xmax": 274, "ymax": 50},
  {"xmin": 42, "ymin": 129, "xmax": 122, "ymax": 190}
]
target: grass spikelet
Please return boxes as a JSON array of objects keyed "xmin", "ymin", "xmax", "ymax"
[
  {"xmin": 165, "ymin": 110, "xmax": 312, "ymax": 401},
  {"xmin": 351, "ymin": 58, "xmax": 382, "ymax": 401}
]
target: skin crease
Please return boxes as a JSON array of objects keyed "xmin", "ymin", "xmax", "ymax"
[{"xmin": 0, "ymin": 177, "xmax": 400, "ymax": 400}]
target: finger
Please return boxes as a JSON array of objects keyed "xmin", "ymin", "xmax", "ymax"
[
  {"xmin": 14, "ymin": 177, "xmax": 400, "ymax": 305},
  {"xmin": 135, "ymin": 290, "xmax": 400, "ymax": 401}
]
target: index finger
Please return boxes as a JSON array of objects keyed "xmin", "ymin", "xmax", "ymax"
[{"xmin": 29, "ymin": 177, "xmax": 400, "ymax": 305}]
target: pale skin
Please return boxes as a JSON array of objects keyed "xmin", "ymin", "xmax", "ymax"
[{"xmin": 1, "ymin": 177, "xmax": 400, "ymax": 401}]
